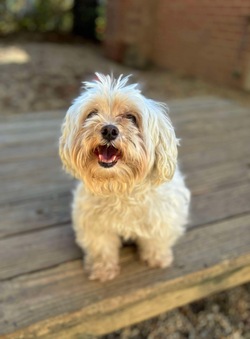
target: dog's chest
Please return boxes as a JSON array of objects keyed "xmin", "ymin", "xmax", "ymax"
[{"xmin": 81, "ymin": 191, "xmax": 167, "ymax": 239}]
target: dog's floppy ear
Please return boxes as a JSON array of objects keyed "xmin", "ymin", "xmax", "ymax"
[
  {"xmin": 147, "ymin": 99, "xmax": 179, "ymax": 186},
  {"xmin": 59, "ymin": 105, "xmax": 79, "ymax": 177}
]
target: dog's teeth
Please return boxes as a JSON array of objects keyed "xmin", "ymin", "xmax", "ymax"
[{"xmin": 98, "ymin": 154, "xmax": 117, "ymax": 163}]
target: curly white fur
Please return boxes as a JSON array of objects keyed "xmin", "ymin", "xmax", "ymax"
[{"xmin": 59, "ymin": 73, "xmax": 190, "ymax": 282}]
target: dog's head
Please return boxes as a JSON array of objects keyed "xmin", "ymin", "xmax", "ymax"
[{"xmin": 59, "ymin": 73, "xmax": 178, "ymax": 195}]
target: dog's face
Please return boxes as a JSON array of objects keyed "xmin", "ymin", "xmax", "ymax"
[{"xmin": 59, "ymin": 74, "xmax": 178, "ymax": 195}]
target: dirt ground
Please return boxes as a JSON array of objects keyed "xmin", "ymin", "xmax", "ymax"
[
  {"xmin": 1, "ymin": 39, "xmax": 250, "ymax": 115},
  {"xmin": 0, "ymin": 39, "xmax": 249, "ymax": 339}
]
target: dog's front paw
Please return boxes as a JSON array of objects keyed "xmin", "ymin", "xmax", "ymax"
[
  {"xmin": 141, "ymin": 250, "xmax": 173, "ymax": 269},
  {"xmin": 88, "ymin": 261, "xmax": 120, "ymax": 282}
]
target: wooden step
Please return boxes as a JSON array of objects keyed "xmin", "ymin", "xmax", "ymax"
[{"xmin": 1, "ymin": 96, "xmax": 250, "ymax": 337}]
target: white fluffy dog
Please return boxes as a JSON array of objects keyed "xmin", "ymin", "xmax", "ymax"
[{"xmin": 59, "ymin": 73, "xmax": 190, "ymax": 282}]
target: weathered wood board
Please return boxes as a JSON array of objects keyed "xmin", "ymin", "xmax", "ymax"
[{"xmin": 0, "ymin": 96, "xmax": 250, "ymax": 338}]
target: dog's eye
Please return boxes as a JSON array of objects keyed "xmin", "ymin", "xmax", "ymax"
[
  {"xmin": 86, "ymin": 110, "xmax": 98, "ymax": 119},
  {"xmin": 126, "ymin": 114, "xmax": 137, "ymax": 125}
]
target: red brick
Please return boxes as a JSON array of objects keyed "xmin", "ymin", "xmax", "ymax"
[{"xmin": 104, "ymin": 0, "xmax": 250, "ymax": 89}]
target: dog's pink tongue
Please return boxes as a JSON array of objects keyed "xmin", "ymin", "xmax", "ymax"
[{"xmin": 98, "ymin": 146, "xmax": 118, "ymax": 162}]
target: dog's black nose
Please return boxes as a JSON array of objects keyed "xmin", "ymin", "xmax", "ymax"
[{"xmin": 101, "ymin": 125, "xmax": 119, "ymax": 141}]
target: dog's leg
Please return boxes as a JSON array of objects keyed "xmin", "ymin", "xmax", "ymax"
[
  {"xmin": 137, "ymin": 236, "xmax": 173, "ymax": 269},
  {"xmin": 76, "ymin": 230, "xmax": 121, "ymax": 282}
]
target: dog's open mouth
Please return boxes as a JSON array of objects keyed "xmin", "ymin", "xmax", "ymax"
[{"xmin": 94, "ymin": 145, "xmax": 121, "ymax": 168}]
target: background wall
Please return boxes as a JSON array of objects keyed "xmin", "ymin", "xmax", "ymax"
[{"xmin": 105, "ymin": 0, "xmax": 250, "ymax": 90}]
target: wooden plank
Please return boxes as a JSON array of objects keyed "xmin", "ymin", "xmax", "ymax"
[
  {"xmin": 191, "ymin": 183, "xmax": 250, "ymax": 227},
  {"xmin": 0, "ymin": 172, "xmax": 71, "ymax": 199},
  {"xmin": 1, "ymin": 114, "xmax": 249, "ymax": 166},
  {"xmin": 0, "ymin": 98, "xmax": 241, "ymax": 149},
  {"xmin": 1, "ymin": 213, "xmax": 250, "ymax": 337},
  {"xmin": 168, "ymin": 96, "xmax": 234, "ymax": 114},
  {"xmin": 172, "ymin": 107, "xmax": 249, "ymax": 128},
  {"xmin": 0, "ymin": 105, "xmax": 249, "ymax": 179},
  {"xmin": 1, "ymin": 133, "xmax": 248, "ymax": 175},
  {"xmin": 1, "ymin": 126, "xmax": 249, "ymax": 179},
  {"xmin": 0, "ymin": 109, "xmax": 65, "ymax": 123},
  {"xmin": 0, "ymin": 141, "xmax": 57, "ymax": 164},
  {"xmin": 187, "ymin": 161, "xmax": 250, "ymax": 195},
  {"xmin": 0, "ymin": 157, "xmax": 61, "ymax": 178},
  {"xmin": 1, "ymin": 105, "xmax": 248, "ymax": 147},
  {"xmin": 0, "ymin": 156, "xmax": 74, "ymax": 205},
  {"xmin": 180, "ymin": 138, "xmax": 250, "ymax": 171},
  {"xmin": 0, "ymin": 161, "xmax": 249, "ymax": 238},
  {"xmin": 175, "ymin": 114, "xmax": 250, "ymax": 142},
  {"xmin": 1, "ymin": 182, "xmax": 250, "ymax": 280},
  {"xmin": 1, "ymin": 133, "xmax": 247, "ymax": 206},
  {"xmin": 0, "ymin": 132, "xmax": 57, "ymax": 149},
  {"xmin": 0, "ymin": 96, "xmax": 231, "ymax": 124},
  {"xmin": 0, "ymin": 193, "xmax": 71, "ymax": 239},
  {"xmin": 0, "ymin": 97, "xmax": 250, "ymax": 337},
  {"xmin": 0, "ymin": 224, "xmax": 81, "ymax": 280},
  {"xmin": 0, "ymin": 105, "xmax": 249, "ymax": 165},
  {"xmin": 0, "ymin": 100, "xmax": 248, "ymax": 181},
  {"xmin": 0, "ymin": 117, "xmax": 61, "ymax": 134}
]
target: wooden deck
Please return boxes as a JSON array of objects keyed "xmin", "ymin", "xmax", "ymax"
[{"xmin": 1, "ymin": 96, "xmax": 250, "ymax": 338}]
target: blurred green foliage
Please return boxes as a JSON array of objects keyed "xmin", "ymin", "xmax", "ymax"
[
  {"xmin": 96, "ymin": 1, "xmax": 105, "ymax": 41},
  {"xmin": 0, "ymin": 0, "xmax": 74, "ymax": 35},
  {"xmin": 0, "ymin": 0, "xmax": 106, "ymax": 40}
]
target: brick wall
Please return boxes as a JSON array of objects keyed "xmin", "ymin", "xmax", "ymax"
[
  {"xmin": 104, "ymin": 0, "xmax": 155, "ymax": 68},
  {"xmin": 104, "ymin": 0, "xmax": 250, "ymax": 89}
]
